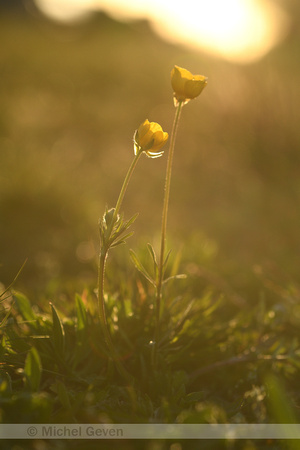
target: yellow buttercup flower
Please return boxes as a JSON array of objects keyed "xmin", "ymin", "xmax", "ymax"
[
  {"xmin": 134, "ymin": 119, "xmax": 168, "ymax": 158},
  {"xmin": 171, "ymin": 65, "xmax": 208, "ymax": 105}
]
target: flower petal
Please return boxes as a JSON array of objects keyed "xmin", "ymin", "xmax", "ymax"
[
  {"xmin": 134, "ymin": 120, "xmax": 168, "ymax": 154},
  {"xmin": 171, "ymin": 65, "xmax": 208, "ymax": 102}
]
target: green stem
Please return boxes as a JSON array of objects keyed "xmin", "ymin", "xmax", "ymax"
[
  {"xmin": 153, "ymin": 101, "xmax": 183, "ymax": 366},
  {"xmin": 97, "ymin": 148, "xmax": 143, "ymax": 383},
  {"xmin": 97, "ymin": 250, "xmax": 133, "ymax": 383},
  {"xmin": 112, "ymin": 149, "xmax": 143, "ymax": 226}
]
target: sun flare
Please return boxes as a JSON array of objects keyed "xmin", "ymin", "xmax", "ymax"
[
  {"xmin": 34, "ymin": 0, "xmax": 289, "ymax": 64},
  {"xmin": 151, "ymin": 0, "xmax": 289, "ymax": 63}
]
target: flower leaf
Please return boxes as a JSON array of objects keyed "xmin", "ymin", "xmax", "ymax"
[
  {"xmin": 110, "ymin": 232, "xmax": 134, "ymax": 248},
  {"xmin": 129, "ymin": 249, "xmax": 156, "ymax": 286},
  {"xmin": 147, "ymin": 243, "xmax": 158, "ymax": 268},
  {"xmin": 162, "ymin": 274, "xmax": 187, "ymax": 285}
]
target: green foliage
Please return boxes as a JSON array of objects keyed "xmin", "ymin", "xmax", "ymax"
[
  {"xmin": 0, "ymin": 251, "xmax": 300, "ymax": 450},
  {"xmin": 14, "ymin": 291, "xmax": 39, "ymax": 331},
  {"xmin": 99, "ymin": 208, "xmax": 138, "ymax": 254},
  {"xmin": 1, "ymin": 261, "xmax": 300, "ymax": 430},
  {"xmin": 24, "ymin": 347, "xmax": 42, "ymax": 392},
  {"xmin": 130, "ymin": 248, "xmax": 156, "ymax": 286},
  {"xmin": 50, "ymin": 302, "xmax": 65, "ymax": 357}
]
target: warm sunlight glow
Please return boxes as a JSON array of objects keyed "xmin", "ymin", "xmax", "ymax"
[
  {"xmin": 152, "ymin": 0, "xmax": 289, "ymax": 63},
  {"xmin": 34, "ymin": 0, "xmax": 290, "ymax": 64},
  {"xmin": 35, "ymin": 0, "xmax": 92, "ymax": 22}
]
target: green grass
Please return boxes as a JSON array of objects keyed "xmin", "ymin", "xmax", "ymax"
[
  {"xmin": 1, "ymin": 251, "xmax": 300, "ymax": 449},
  {"xmin": 1, "ymin": 4, "xmax": 300, "ymax": 449}
]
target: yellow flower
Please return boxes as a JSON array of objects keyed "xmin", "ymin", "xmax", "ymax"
[
  {"xmin": 171, "ymin": 65, "xmax": 208, "ymax": 105},
  {"xmin": 134, "ymin": 119, "xmax": 168, "ymax": 158}
]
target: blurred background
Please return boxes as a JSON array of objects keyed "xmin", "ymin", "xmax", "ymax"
[{"xmin": 1, "ymin": 0, "xmax": 300, "ymax": 299}]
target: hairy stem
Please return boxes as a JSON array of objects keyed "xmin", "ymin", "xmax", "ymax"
[
  {"xmin": 112, "ymin": 149, "xmax": 143, "ymax": 225},
  {"xmin": 152, "ymin": 101, "xmax": 183, "ymax": 366},
  {"xmin": 97, "ymin": 149, "xmax": 143, "ymax": 383}
]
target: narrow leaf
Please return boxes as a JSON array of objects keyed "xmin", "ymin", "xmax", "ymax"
[
  {"xmin": 14, "ymin": 292, "xmax": 38, "ymax": 330},
  {"xmin": 123, "ymin": 212, "xmax": 139, "ymax": 230},
  {"xmin": 147, "ymin": 243, "xmax": 158, "ymax": 267},
  {"xmin": 14, "ymin": 292, "xmax": 36, "ymax": 322},
  {"xmin": 110, "ymin": 232, "xmax": 134, "ymax": 248},
  {"xmin": 24, "ymin": 347, "xmax": 42, "ymax": 392},
  {"xmin": 50, "ymin": 303, "xmax": 65, "ymax": 356},
  {"xmin": 110, "ymin": 240, "xmax": 126, "ymax": 248},
  {"xmin": 112, "ymin": 213, "xmax": 138, "ymax": 242},
  {"xmin": 129, "ymin": 249, "xmax": 156, "ymax": 286},
  {"xmin": 163, "ymin": 274, "xmax": 187, "ymax": 285}
]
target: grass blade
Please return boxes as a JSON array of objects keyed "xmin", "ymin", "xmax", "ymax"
[
  {"xmin": 24, "ymin": 347, "xmax": 42, "ymax": 392},
  {"xmin": 50, "ymin": 303, "xmax": 65, "ymax": 357}
]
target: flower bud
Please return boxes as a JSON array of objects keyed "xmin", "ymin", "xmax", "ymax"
[
  {"xmin": 171, "ymin": 65, "xmax": 208, "ymax": 105},
  {"xmin": 134, "ymin": 119, "xmax": 168, "ymax": 158},
  {"xmin": 104, "ymin": 208, "xmax": 116, "ymax": 228}
]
